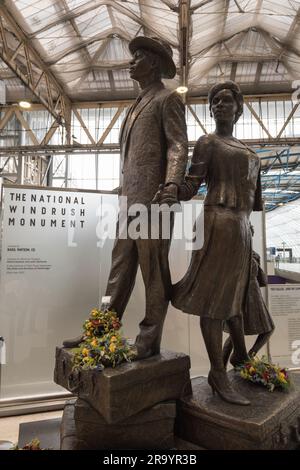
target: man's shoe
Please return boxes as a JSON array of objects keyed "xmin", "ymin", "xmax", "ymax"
[
  {"xmin": 133, "ymin": 343, "xmax": 160, "ymax": 360},
  {"xmin": 63, "ymin": 335, "xmax": 84, "ymax": 348}
]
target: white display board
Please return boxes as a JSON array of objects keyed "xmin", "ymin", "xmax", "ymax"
[
  {"xmin": 0, "ymin": 186, "xmax": 265, "ymax": 401},
  {"xmin": 0, "ymin": 186, "xmax": 117, "ymax": 399},
  {"xmin": 268, "ymin": 284, "xmax": 300, "ymax": 368}
]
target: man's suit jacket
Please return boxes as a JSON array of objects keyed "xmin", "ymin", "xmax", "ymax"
[{"xmin": 119, "ymin": 82, "xmax": 188, "ymax": 207}]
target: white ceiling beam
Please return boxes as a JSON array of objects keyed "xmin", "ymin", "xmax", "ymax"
[
  {"xmin": 233, "ymin": 0, "xmax": 244, "ymax": 13},
  {"xmin": 179, "ymin": 0, "xmax": 192, "ymax": 95},
  {"xmin": 138, "ymin": 0, "xmax": 150, "ymax": 36},
  {"xmin": 103, "ymin": 0, "xmax": 178, "ymax": 47},
  {"xmin": 286, "ymin": 8, "xmax": 300, "ymax": 44},
  {"xmin": 187, "ymin": 104, "xmax": 207, "ymax": 134},
  {"xmin": 191, "ymin": 0, "xmax": 214, "ymax": 11},
  {"xmin": 215, "ymin": 0, "xmax": 230, "ymax": 81},
  {"xmin": 230, "ymin": 61, "xmax": 237, "ymax": 81},
  {"xmin": 46, "ymin": 27, "xmax": 132, "ymax": 65},
  {"xmin": 28, "ymin": 1, "xmax": 117, "ymax": 37},
  {"xmin": 277, "ymin": 102, "xmax": 300, "ymax": 139},
  {"xmin": 28, "ymin": 0, "xmax": 177, "ymax": 47},
  {"xmin": 254, "ymin": 62, "xmax": 263, "ymax": 84},
  {"xmin": 245, "ymin": 101, "xmax": 273, "ymax": 139},
  {"xmin": 97, "ymin": 106, "xmax": 124, "ymax": 145},
  {"xmin": 192, "ymin": 24, "xmax": 300, "ymax": 61},
  {"xmin": 75, "ymin": 37, "xmax": 111, "ymax": 89},
  {"xmin": 258, "ymin": 28, "xmax": 299, "ymax": 80},
  {"xmin": 60, "ymin": 0, "xmax": 92, "ymax": 65},
  {"xmin": 160, "ymin": 0, "xmax": 178, "ymax": 10}
]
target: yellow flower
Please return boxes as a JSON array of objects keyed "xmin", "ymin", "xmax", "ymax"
[
  {"xmin": 109, "ymin": 343, "xmax": 116, "ymax": 353},
  {"xmin": 110, "ymin": 336, "xmax": 117, "ymax": 342},
  {"xmin": 241, "ymin": 370, "xmax": 249, "ymax": 379},
  {"xmin": 82, "ymin": 348, "xmax": 89, "ymax": 356},
  {"xmin": 278, "ymin": 372, "xmax": 287, "ymax": 383},
  {"xmin": 83, "ymin": 357, "xmax": 90, "ymax": 362},
  {"xmin": 91, "ymin": 339, "xmax": 98, "ymax": 347},
  {"xmin": 249, "ymin": 367, "xmax": 255, "ymax": 373},
  {"xmin": 91, "ymin": 309, "xmax": 98, "ymax": 317}
]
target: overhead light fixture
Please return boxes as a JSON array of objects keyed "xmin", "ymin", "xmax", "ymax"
[
  {"xmin": 19, "ymin": 100, "xmax": 32, "ymax": 109},
  {"xmin": 176, "ymin": 86, "xmax": 188, "ymax": 94}
]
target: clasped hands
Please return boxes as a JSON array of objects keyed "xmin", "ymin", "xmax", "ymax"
[{"xmin": 151, "ymin": 182, "xmax": 179, "ymax": 207}]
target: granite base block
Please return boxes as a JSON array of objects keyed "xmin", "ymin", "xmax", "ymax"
[
  {"xmin": 176, "ymin": 371, "xmax": 300, "ymax": 450},
  {"xmin": 54, "ymin": 347, "xmax": 191, "ymax": 424},
  {"xmin": 61, "ymin": 398, "xmax": 176, "ymax": 450}
]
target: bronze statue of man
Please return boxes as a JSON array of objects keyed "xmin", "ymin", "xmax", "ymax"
[{"xmin": 64, "ymin": 36, "xmax": 188, "ymax": 359}]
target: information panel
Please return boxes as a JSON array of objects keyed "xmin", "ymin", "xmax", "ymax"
[
  {"xmin": 268, "ymin": 284, "xmax": 300, "ymax": 368},
  {"xmin": 0, "ymin": 186, "xmax": 115, "ymax": 399}
]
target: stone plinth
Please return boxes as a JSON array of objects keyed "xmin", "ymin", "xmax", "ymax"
[
  {"xmin": 54, "ymin": 347, "xmax": 191, "ymax": 424},
  {"xmin": 176, "ymin": 372, "xmax": 300, "ymax": 450},
  {"xmin": 61, "ymin": 398, "xmax": 176, "ymax": 450}
]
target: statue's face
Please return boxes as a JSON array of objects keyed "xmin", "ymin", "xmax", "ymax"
[
  {"xmin": 211, "ymin": 89, "xmax": 238, "ymax": 124},
  {"xmin": 129, "ymin": 49, "xmax": 153, "ymax": 81}
]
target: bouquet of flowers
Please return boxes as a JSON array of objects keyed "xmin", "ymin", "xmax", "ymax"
[
  {"xmin": 82, "ymin": 308, "xmax": 121, "ymax": 338},
  {"xmin": 237, "ymin": 355, "xmax": 292, "ymax": 392},
  {"xmin": 72, "ymin": 308, "xmax": 136, "ymax": 370},
  {"xmin": 11, "ymin": 438, "xmax": 47, "ymax": 450}
]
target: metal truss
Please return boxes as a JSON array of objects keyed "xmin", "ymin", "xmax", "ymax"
[
  {"xmin": 1, "ymin": 94, "xmax": 300, "ymax": 149},
  {"xmin": 0, "ymin": 1, "xmax": 72, "ymax": 133},
  {"xmin": 258, "ymin": 147, "xmax": 300, "ymax": 211},
  {"xmin": 1, "ymin": 0, "xmax": 300, "ymax": 105},
  {"xmin": 0, "ymin": 95, "xmax": 299, "ymax": 210},
  {"xmin": 0, "ymin": 153, "xmax": 49, "ymax": 185},
  {"xmin": 178, "ymin": 1, "xmax": 192, "ymax": 99}
]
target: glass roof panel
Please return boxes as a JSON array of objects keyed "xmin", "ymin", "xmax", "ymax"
[
  {"xmin": 3, "ymin": 0, "xmax": 300, "ymax": 101},
  {"xmin": 74, "ymin": 5, "xmax": 111, "ymax": 38},
  {"xmin": 35, "ymin": 22, "xmax": 78, "ymax": 59},
  {"xmin": 14, "ymin": 0, "xmax": 65, "ymax": 33}
]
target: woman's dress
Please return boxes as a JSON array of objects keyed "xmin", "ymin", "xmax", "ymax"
[{"xmin": 172, "ymin": 133, "xmax": 263, "ymax": 320}]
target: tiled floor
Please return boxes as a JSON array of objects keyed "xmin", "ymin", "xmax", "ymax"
[{"xmin": 0, "ymin": 410, "xmax": 63, "ymax": 444}]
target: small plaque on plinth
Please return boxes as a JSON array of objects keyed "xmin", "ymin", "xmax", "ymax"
[
  {"xmin": 54, "ymin": 347, "xmax": 191, "ymax": 424},
  {"xmin": 176, "ymin": 371, "xmax": 300, "ymax": 450}
]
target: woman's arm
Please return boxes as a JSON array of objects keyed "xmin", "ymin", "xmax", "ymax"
[
  {"xmin": 253, "ymin": 163, "xmax": 263, "ymax": 211},
  {"xmin": 178, "ymin": 135, "xmax": 211, "ymax": 201}
]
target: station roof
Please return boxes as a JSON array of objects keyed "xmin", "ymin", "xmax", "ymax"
[{"xmin": 0, "ymin": 0, "xmax": 300, "ymax": 102}]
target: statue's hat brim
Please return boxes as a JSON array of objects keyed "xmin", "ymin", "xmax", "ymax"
[{"xmin": 129, "ymin": 36, "xmax": 176, "ymax": 79}]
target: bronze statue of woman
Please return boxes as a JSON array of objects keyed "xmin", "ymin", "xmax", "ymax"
[{"xmin": 172, "ymin": 81, "xmax": 263, "ymax": 406}]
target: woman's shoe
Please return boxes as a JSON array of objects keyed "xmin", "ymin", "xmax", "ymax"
[{"xmin": 208, "ymin": 370, "xmax": 250, "ymax": 406}]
